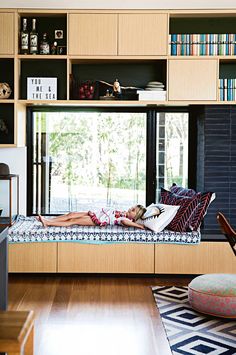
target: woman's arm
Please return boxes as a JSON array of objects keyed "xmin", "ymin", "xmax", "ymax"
[{"xmin": 120, "ymin": 218, "xmax": 145, "ymax": 229}]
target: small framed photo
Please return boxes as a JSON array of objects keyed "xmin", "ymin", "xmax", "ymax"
[
  {"xmin": 57, "ymin": 46, "xmax": 67, "ymax": 55},
  {"xmin": 55, "ymin": 30, "xmax": 63, "ymax": 39}
]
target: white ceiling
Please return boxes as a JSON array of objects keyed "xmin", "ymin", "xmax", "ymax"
[{"xmin": 2, "ymin": 0, "xmax": 236, "ymax": 9}]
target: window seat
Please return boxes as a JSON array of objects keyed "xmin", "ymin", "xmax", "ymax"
[{"xmin": 7, "ymin": 216, "xmax": 235, "ymax": 274}]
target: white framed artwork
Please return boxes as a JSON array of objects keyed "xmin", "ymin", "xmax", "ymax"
[{"xmin": 27, "ymin": 77, "xmax": 57, "ymax": 100}]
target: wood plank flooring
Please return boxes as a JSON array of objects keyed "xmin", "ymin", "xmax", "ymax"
[{"xmin": 8, "ymin": 275, "xmax": 194, "ymax": 355}]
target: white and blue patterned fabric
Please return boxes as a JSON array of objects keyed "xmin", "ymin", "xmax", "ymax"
[
  {"xmin": 152, "ymin": 286, "xmax": 236, "ymax": 355},
  {"xmin": 8, "ymin": 215, "xmax": 201, "ymax": 245}
]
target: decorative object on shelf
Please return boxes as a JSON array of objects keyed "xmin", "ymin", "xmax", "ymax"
[
  {"xmin": 51, "ymin": 41, "xmax": 57, "ymax": 55},
  {"xmin": 55, "ymin": 29, "xmax": 63, "ymax": 39},
  {"xmin": 30, "ymin": 18, "xmax": 38, "ymax": 55},
  {"xmin": 57, "ymin": 45, "xmax": 66, "ymax": 55},
  {"xmin": 20, "ymin": 18, "xmax": 29, "ymax": 54},
  {"xmin": 27, "ymin": 77, "xmax": 57, "ymax": 100},
  {"xmin": 94, "ymin": 80, "xmax": 139, "ymax": 100},
  {"xmin": 78, "ymin": 81, "xmax": 95, "ymax": 100},
  {"xmin": 0, "ymin": 83, "xmax": 12, "ymax": 99},
  {"xmin": 113, "ymin": 78, "xmax": 122, "ymax": 99},
  {"xmin": 99, "ymin": 89, "xmax": 115, "ymax": 100},
  {"xmin": 137, "ymin": 81, "xmax": 166, "ymax": 101},
  {"xmin": 39, "ymin": 32, "xmax": 50, "ymax": 54}
]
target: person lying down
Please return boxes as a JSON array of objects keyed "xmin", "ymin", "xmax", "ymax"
[{"xmin": 38, "ymin": 205, "xmax": 149, "ymax": 229}]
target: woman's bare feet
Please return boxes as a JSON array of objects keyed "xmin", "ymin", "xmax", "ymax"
[{"xmin": 38, "ymin": 215, "xmax": 47, "ymax": 227}]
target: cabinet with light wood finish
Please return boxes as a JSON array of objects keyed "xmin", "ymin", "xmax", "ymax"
[
  {"xmin": 0, "ymin": 12, "xmax": 14, "ymax": 55},
  {"xmin": 58, "ymin": 243, "xmax": 154, "ymax": 273},
  {"xmin": 8, "ymin": 243, "xmax": 57, "ymax": 272},
  {"xmin": 69, "ymin": 13, "xmax": 118, "ymax": 56},
  {"xmin": 168, "ymin": 59, "xmax": 218, "ymax": 101},
  {"xmin": 118, "ymin": 13, "xmax": 168, "ymax": 56},
  {"xmin": 155, "ymin": 242, "xmax": 236, "ymax": 274}
]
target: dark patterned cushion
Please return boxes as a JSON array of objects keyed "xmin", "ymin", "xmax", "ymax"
[
  {"xmin": 190, "ymin": 191, "xmax": 215, "ymax": 230},
  {"xmin": 160, "ymin": 188, "xmax": 200, "ymax": 232},
  {"xmin": 170, "ymin": 183, "xmax": 196, "ymax": 197}
]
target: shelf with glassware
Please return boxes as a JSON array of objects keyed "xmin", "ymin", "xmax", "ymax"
[{"xmin": 18, "ymin": 13, "xmax": 67, "ymax": 56}]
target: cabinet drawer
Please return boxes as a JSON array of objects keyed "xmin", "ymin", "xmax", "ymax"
[{"xmin": 58, "ymin": 243, "xmax": 154, "ymax": 273}]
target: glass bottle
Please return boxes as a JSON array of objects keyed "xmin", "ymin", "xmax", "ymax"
[
  {"xmin": 20, "ymin": 18, "xmax": 29, "ymax": 54},
  {"xmin": 39, "ymin": 33, "xmax": 50, "ymax": 55},
  {"xmin": 30, "ymin": 18, "xmax": 38, "ymax": 54}
]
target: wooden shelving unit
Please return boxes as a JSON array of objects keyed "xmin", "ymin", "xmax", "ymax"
[{"xmin": 1, "ymin": 8, "xmax": 236, "ymax": 146}]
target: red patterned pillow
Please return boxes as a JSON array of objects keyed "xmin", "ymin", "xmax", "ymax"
[
  {"xmin": 160, "ymin": 188, "xmax": 200, "ymax": 232},
  {"xmin": 189, "ymin": 191, "xmax": 215, "ymax": 230},
  {"xmin": 170, "ymin": 183, "xmax": 196, "ymax": 197}
]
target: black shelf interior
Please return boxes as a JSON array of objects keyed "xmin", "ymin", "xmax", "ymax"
[
  {"xmin": 19, "ymin": 15, "xmax": 67, "ymax": 53},
  {"xmin": 71, "ymin": 60, "xmax": 166, "ymax": 99},
  {"xmin": 0, "ymin": 104, "xmax": 14, "ymax": 144},
  {"xmin": 170, "ymin": 17, "xmax": 236, "ymax": 34},
  {"xmin": 219, "ymin": 62, "xmax": 236, "ymax": 78},
  {"xmin": 20, "ymin": 59, "xmax": 67, "ymax": 100},
  {"xmin": 0, "ymin": 59, "xmax": 14, "ymax": 99}
]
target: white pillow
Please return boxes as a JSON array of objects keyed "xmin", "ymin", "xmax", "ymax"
[{"xmin": 137, "ymin": 203, "xmax": 180, "ymax": 233}]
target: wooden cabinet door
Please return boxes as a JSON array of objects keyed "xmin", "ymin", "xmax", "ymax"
[
  {"xmin": 118, "ymin": 14, "xmax": 168, "ymax": 55},
  {"xmin": 0, "ymin": 13, "xmax": 14, "ymax": 55},
  {"xmin": 168, "ymin": 59, "xmax": 217, "ymax": 101},
  {"xmin": 69, "ymin": 14, "xmax": 117, "ymax": 55}
]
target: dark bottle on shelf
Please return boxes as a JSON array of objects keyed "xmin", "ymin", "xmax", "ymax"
[
  {"xmin": 20, "ymin": 18, "xmax": 29, "ymax": 54},
  {"xmin": 39, "ymin": 33, "xmax": 50, "ymax": 54},
  {"xmin": 30, "ymin": 18, "xmax": 38, "ymax": 54}
]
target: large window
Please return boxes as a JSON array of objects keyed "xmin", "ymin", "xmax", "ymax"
[
  {"xmin": 30, "ymin": 110, "xmax": 146, "ymax": 214},
  {"xmin": 27, "ymin": 108, "xmax": 189, "ymax": 215}
]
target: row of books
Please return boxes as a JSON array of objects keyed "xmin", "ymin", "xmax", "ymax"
[
  {"xmin": 169, "ymin": 34, "xmax": 236, "ymax": 56},
  {"xmin": 219, "ymin": 79, "xmax": 236, "ymax": 101}
]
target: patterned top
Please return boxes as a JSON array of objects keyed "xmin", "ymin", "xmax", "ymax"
[
  {"xmin": 8, "ymin": 215, "xmax": 201, "ymax": 245},
  {"xmin": 88, "ymin": 208, "xmax": 131, "ymax": 226}
]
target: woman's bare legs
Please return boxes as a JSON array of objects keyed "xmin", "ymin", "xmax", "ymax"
[
  {"xmin": 38, "ymin": 212, "xmax": 88, "ymax": 223},
  {"xmin": 40, "ymin": 215, "xmax": 95, "ymax": 227}
]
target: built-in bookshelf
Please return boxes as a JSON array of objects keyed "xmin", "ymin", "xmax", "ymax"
[
  {"xmin": 169, "ymin": 33, "xmax": 236, "ymax": 56},
  {"xmin": 2, "ymin": 9, "xmax": 236, "ymax": 146}
]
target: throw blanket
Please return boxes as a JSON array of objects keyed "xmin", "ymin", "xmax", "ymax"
[{"xmin": 8, "ymin": 215, "xmax": 201, "ymax": 245}]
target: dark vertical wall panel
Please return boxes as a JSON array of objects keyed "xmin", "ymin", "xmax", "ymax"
[{"xmin": 199, "ymin": 105, "xmax": 234, "ymax": 235}]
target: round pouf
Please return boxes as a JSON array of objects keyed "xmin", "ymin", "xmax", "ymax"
[{"xmin": 188, "ymin": 274, "xmax": 236, "ymax": 318}]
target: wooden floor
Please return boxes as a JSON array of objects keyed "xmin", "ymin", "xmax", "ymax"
[{"xmin": 8, "ymin": 274, "xmax": 194, "ymax": 355}]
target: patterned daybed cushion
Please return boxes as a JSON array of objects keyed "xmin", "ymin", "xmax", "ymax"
[{"xmin": 8, "ymin": 215, "xmax": 201, "ymax": 245}]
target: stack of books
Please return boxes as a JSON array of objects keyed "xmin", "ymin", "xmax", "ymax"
[
  {"xmin": 137, "ymin": 81, "xmax": 166, "ymax": 101},
  {"xmin": 169, "ymin": 34, "xmax": 236, "ymax": 56},
  {"xmin": 219, "ymin": 79, "xmax": 236, "ymax": 101}
]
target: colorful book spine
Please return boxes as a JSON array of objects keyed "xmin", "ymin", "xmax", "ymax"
[{"xmin": 170, "ymin": 32, "xmax": 236, "ymax": 56}]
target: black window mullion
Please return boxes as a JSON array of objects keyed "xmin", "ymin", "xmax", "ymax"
[{"xmin": 146, "ymin": 109, "xmax": 157, "ymax": 206}]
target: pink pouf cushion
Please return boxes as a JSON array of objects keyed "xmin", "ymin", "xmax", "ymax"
[{"xmin": 188, "ymin": 274, "xmax": 236, "ymax": 318}]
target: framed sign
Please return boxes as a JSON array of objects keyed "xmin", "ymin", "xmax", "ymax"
[{"xmin": 27, "ymin": 77, "xmax": 57, "ymax": 100}]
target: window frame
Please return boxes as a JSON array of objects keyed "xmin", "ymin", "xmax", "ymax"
[{"xmin": 26, "ymin": 106, "xmax": 192, "ymax": 216}]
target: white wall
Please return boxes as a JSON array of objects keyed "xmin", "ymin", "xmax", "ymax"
[
  {"xmin": 1, "ymin": 0, "xmax": 236, "ymax": 9},
  {"xmin": 0, "ymin": 148, "xmax": 27, "ymax": 215}
]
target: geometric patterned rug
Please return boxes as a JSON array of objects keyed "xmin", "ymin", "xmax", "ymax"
[{"xmin": 152, "ymin": 286, "xmax": 236, "ymax": 355}]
